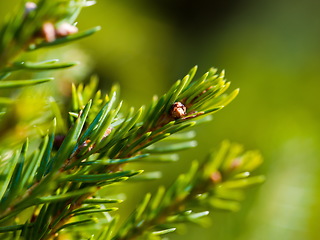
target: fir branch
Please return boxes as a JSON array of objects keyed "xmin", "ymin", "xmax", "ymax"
[
  {"xmin": 0, "ymin": 77, "xmax": 53, "ymax": 88},
  {"xmin": 0, "ymin": 0, "xmax": 99, "ymax": 142},
  {"xmin": 0, "ymin": 2, "xmax": 265, "ymax": 240},
  {"xmin": 0, "ymin": 0, "xmax": 99, "ymax": 76},
  {"xmin": 0, "ymin": 66, "xmax": 239, "ymax": 240},
  {"xmin": 112, "ymin": 141, "xmax": 264, "ymax": 240}
]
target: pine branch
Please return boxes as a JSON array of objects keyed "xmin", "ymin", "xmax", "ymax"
[
  {"xmin": 0, "ymin": 0, "xmax": 99, "ymax": 145},
  {"xmin": 0, "ymin": 0, "xmax": 99, "ymax": 82},
  {"xmin": 0, "ymin": 66, "xmax": 240, "ymax": 240},
  {"xmin": 0, "ymin": 0, "xmax": 99, "ymax": 69},
  {"xmin": 112, "ymin": 141, "xmax": 264, "ymax": 240},
  {"xmin": 0, "ymin": 1, "xmax": 265, "ymax": 240}
]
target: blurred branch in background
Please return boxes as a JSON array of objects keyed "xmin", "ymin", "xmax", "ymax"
[{"xmin": 0, "ymin": 0, "xmax": 99, "ymax": 146}]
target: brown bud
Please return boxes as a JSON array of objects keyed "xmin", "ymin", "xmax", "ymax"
[
  {"xmin": 210, "ymin": 171, "xmax": 222, "ymax": 184},
  {"xmin": 170, "ymin": 102, "xmax": 187, "ymax": 119},
  {"xmin": 42, "ymin": 22, "xmax": 56, "ymax": 42},
  {"xmin": 41, "ymin": 21, "xmax": 78, "ymax": 43},
  {"xmin": 103, "ymin": 127, "xmax": 113, "ymax": 138},
  {"xmin": 55, "ymin": 22, "xmax": 78, "ymax": 37},
  {"xmin": 25, "ymin": 2, "xmax": 37, "ymax": 14},
  {"xmin": 80, "ymin": 139, "xmax": 95, "ymax": 151},
  {"xmin": 81, "ymin": 139, "xmax": 91, "ymax": 148},
  {"xmin": 230, "ymin": 157, "xmax": 242, "ymax": 170}
]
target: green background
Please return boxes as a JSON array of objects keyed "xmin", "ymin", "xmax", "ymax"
[{"xmin": 1, "ymin": 0, "xmax": 320, "ymax": 239}]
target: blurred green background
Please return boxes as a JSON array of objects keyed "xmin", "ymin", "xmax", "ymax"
[{"xmin": 1, "ymin": 0, "xmax": 320, "ymax": 239}]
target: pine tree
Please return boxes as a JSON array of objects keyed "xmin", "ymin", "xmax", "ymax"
[{"xmin": 0, "ymin": 1, "xmax": 264, "ymax": 239}]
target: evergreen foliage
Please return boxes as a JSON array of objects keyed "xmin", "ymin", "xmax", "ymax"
[{"xmin": 0, "ymin": 1, "xmax": 264, "ymax": 239}]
